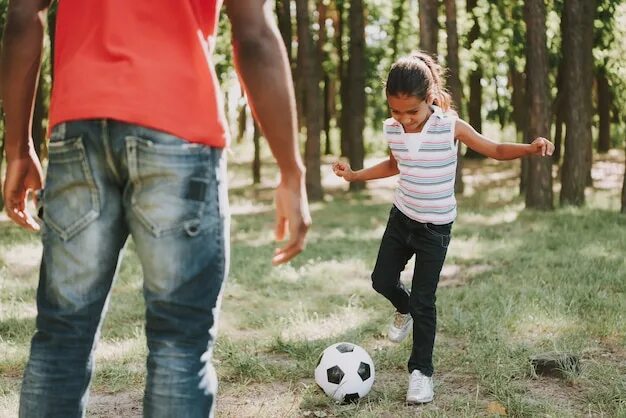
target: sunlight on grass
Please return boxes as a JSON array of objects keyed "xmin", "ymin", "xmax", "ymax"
[
  {"xmin": 279, "ymin": 303, "xmax": 371, "ymax": 342},
  {"xmin": 95, "ymin": 338, "xmax": 145, "ymax": 363},
  {"xmin": 0, "ymin": 391, "xmax": 19, "ymax": 418},
  {"xmin": 0, "ymin": 301, "xmax": 36, "ymax": 321},
  {"xmin": 458, "ymin": 205, "xmax": 521, "ymax": 226},
  {"xmin": 513, "ymin": 311, "xmax": 578, "ymax": 345},
  {"xmin": 0, "ymin": 242, "xmax": 42, "ymax": 277}
]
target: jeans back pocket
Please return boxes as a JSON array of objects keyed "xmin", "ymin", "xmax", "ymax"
[
  {"xmin": 126, "ymin": 135, "xmax": 218, "ymax": 238},
  {"xmin": 44, "ymin": 136, "xmax": 100, "ymax": 241}
]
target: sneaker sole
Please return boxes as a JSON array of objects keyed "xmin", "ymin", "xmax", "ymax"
[{"xmin": 406, "ymin": 396, "xmax": 434, "ymax": 404}]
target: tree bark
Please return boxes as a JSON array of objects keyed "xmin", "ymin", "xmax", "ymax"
[
  {"xmin": 391, "ymin": 0, "xmax": 405, "ymax": 63},
  {"xmin": 524, "ymin": 0, "xmax": 553, "ymax": 210},
  {"xmin": 596, "ymin": 68, "xmax": 611, "ymax": 153},
  {"xmin": 622, "ymin": 150, "xmax": 626, "ymax": 213},
  {"xmin": 418, "ymin": 0, "xmax": 438, "ymax": 55},
  {"xmin": 465, "ymin": 0, "xmax": 484, "ymax": 159},
  {"xmin": 335, "ymin": 0, "xmax": 349, "ymax": 158},
  {"xmin": 560, "ymin": 0, "xmax": 595, "ymax": 207},
  {"xmin": 276, "ymin": 0, "xmax": 293, "ymax": 63},
  {"xmin": 296, "ymin": 0, "xmax": 324, "ymax": 200},
  {"xmin": 444, "ymin": 0, "xmax": 464, "ymax": 194},
  {"xmin": 252, "ymin": 122, "xmax": 261, "ymax": 184},
  {"xmin": 346, "ymin": 0, "xmax": 366, "ymax": 191}
]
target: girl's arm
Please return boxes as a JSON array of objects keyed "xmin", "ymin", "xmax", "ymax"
[
  {"xmin": 333, "ymin": 154, "xmax": 399, "ymax": 182},
  {"xmin": 455, "ymin": 119, "xmax": 554, "ymax": 160}
]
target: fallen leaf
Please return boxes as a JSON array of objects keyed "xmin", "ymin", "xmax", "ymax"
[{"xmin": 486, "ymin": 401, "xmax": 507, "ymax": 416}]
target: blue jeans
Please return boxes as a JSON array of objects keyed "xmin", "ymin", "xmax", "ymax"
[
  {"xmin": 19, "ymin": 120, "xmax": 229, "ymax": 418},
  {"xmin": 371, "ymin": 205, "xmax": 451, "ymax": 377}
]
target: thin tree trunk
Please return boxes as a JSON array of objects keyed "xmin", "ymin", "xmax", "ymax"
[
  {"xmin": 560, "ymin": 0, "xmax": 595, "ymax": 207},
  {"xmin": 346, "ymin": 0, "xmax": 366, "ymax": 192},
  {"xmin": 391, "ymin": 0, "xmax": 405, "ymax": 62},
  {"xmin": 0, "ymin": 117, "xmax": 4, "ymax": 212},
  {"xmin": 552, "ymin": 59, "xmax": 565, "ymax": 163},
  {"xmin": 252, "ymin": 122, "xmax": 261, "ymax": 184},
  {"xmin": 336, "ymin": 0, "xmax": 349, "ymax": 158},
  {"xmin": 445, "ymin": 0, "xmax": 464, "ymax": 194},
  {"xmin": 596, "ymin": 68, "xmax": 611, "ymax": 153},
  {"xmin": 418, "ymin": 0, "xmax": 438, "ymax": 55},
  {"xmin": 276, "ymin": 0, "xmax": 293, "ymax": 63},
  {"xmin": 323, "ymin": 75, "xmax": 332, "ymax": 155},
  {"xmin": 237, "ymin": 101, "xmax": 247, "ymax": 144},
  {"xmin": 524, "ymin": 0, "xmax": 553, "ymax": 210},
  {"xmin": 465, "ymin": 0, "xmax": 484, "ymax": 159},
  {"xmin": 622, "ymin": 150, "xmax": 626, "ymax": 213},
  {"xmin": 296, "ymin": 0, "xmax": 324, "ymax": 200}
]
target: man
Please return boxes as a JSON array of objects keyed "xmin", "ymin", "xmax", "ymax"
[{"xmin": 1, "ymin": 0, "xmax": 310, "ymax": 416}]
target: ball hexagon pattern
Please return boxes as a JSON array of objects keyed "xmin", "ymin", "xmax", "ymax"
[{"xmin": 314, "ymin": 342, "xmax": 375, "ymax": 402}]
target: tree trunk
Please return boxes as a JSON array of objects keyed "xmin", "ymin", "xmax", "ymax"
[
  {"xmin": 524, "ymin": 0, "xmax": 553, "ymax": 210},
  {"xmin": 237, "ymin": 100, "xmax": 247, "ymax": 144},
  {"xmin": 296, "ymin": 0, "xmax": 324, "ymax": 200},
  {"xmin": 391, "ymin": 0, "xmax": 406, "ymax": 63},
  {"xmin": 346, "ymin": 0, "xmax": 366, "ymax": 192},
  {"xmin": 596, "ymin": 68, "xmax": 611, "ymax": 153},
  {"xmin": 560, "ymin": 0, "xmax": 595, "ymax": 207},
  {"xmin": 465, "ymin": 0, "xmax": 484, "ymax": 159},
  {"xmin": 418, "ymin": 0, "xmax": 438, "ymax": 55},
  {"xmin": 622, "ymin": 151, "xmax": 626, "ymax": 214},
  {"xmin": 323, "ymin": 75, "xmax": 333, "ymax": 155},
  {"xmin": 318, "ymin": 2, "xmax": 332, "ymax": 156},
  {"xmin": 276, "ymin": 0, "xmax": 293, "ymax": 63},
  {"xmin": 552, "ymin": 59, "xmax": 565, "ymax": 163},
  {"xmin": 252, "ymin": 122, "xmax": 261, "ymax": 184},
  {"xmin": 0, "ymin": 117, "xmax": 4, "ymax": 212},
  {"xmin": 444, "ymin": 0, "xmax": 464, "ymax": 194},
  {"xmin": 336, "ymin": 0, "xmax": 349, "ymax": 158}
]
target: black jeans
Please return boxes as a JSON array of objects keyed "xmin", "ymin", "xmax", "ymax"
[{"xmin": 371, "ymin": 205, "xmax": 451, "ymax": 376}]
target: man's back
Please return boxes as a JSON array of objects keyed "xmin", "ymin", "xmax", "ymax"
[{"xmin": 50, "ymin": 0, "xmax": 228, "ymax": 146}]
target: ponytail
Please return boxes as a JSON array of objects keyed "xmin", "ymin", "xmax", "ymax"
[{"xmin": 385, "ymin": 51, "xmax": 453, "ymax": 112}]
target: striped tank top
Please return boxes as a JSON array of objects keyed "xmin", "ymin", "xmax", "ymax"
[{"xmin": 384, "ymin": 105, "xmax": 458, "ymax": 225}]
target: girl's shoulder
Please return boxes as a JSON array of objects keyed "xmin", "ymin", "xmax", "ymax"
[{"xmin": 383, "ymin": 118, "xmax": 403, "ymax": 135}]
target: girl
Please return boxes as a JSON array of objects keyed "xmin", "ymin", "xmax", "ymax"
[{"xmin": 332, "ymin": 51, "xmax": 554, "ymax": 404}]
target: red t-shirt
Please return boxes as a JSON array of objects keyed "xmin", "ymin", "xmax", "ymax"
[{"xmin": 48, "ymin": 0, "xmax": 227, "ymax": 147}]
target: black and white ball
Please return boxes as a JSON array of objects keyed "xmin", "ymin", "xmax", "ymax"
[{"xmin": 314, "ymin": 342, "xmax": 375, "ymax": 402}]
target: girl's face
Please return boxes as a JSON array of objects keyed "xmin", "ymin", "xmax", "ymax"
[{"xmin": 387, "ymin": 94, "xmax": 432, "ymax": 133}]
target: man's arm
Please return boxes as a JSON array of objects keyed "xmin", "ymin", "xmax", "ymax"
[
  {"xmin": 224, "ymin": 0, "xmax": 310, "ymax": 265},
  {"xmin": 1, "ymin": 0, "xmax": 52, "ymax": 231}
]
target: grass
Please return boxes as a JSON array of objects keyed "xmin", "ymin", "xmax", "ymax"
[{"xmin": 1, "ymin": 147, "xmax": 625, "ymax": 417}]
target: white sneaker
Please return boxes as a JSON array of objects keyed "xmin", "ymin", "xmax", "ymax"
[
  {"xmin": 388, "ymin": 311, "xmax": 412, "ymax": 343},
  {"xmin": 406, "ymin": 370, "xmax": 434, "ymax": 404}
]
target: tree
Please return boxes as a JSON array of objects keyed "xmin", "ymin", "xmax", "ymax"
[
  {"xmin": 418, "ymin": 0, "xmax": 438, "ymax": 55},
  {"xmin": 524, "ymin": 0, "xmax": 553, "ymax": 210},
  {"xmin": 444, "ymin": 0, "xmax": 464, "ymax": 194},
  {"xmin": 560, "ymin": 0, "xmax": 595, "ymax": 206},
  {"xmin": 295, "ymin": 0, "xmax": 324, "ymax": 200},
  {"xmin": 465, "ymin": 0, "xmax": 485, "ymax": 159},
  {"xmin": 345, "ymin": 0, "xmax": 366, "ymax": 191}
]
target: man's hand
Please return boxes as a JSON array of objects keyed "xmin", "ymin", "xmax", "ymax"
[
  {"xmin": 530, "ymin": 137, "xmax": 555, "ymax": 157},
  {"xmin": 3, "ymin": 147, "xmax": 43, "ymax": 231},
  {"xmin": 272, "ymin": 176, "xmax": 311, "ymax": 266}
]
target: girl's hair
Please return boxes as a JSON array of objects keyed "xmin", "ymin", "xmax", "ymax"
[{"xmin": 385, "ymin": 51, "xmax": 452, "ymax": 112}]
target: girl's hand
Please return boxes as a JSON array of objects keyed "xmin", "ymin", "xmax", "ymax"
[
  {"xmin": 531, "ymin": 137, "xmax": 555, "ymax": 157},
  {"xmin": 332, "ymin": 161, "xmax": 356, "ymax": 181}
]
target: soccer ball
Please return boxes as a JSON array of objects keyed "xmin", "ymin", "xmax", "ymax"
[{"xmin": 314, "ymin": 342, "xmax": 375, "ymax": 402}]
